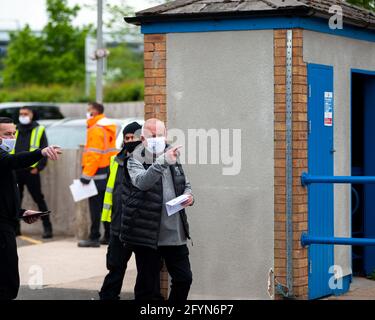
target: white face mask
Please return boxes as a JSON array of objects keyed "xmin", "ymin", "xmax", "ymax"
[
  {"xmin": 19, "ymin": 115, "xmax": 31, "ymax": 125},
  {"xmin": 146, "ymin": 137, "xmax": 166, "ymax": 154},
  {"xmin": 86, "ymin": 112, "xmax": 93, "ymax": 119},
  {"xmin": 0, "ymin": 138, "xmax": 16, "ymax": 153}
]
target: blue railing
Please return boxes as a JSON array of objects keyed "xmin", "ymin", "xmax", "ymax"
[
  {"xmin": 301, "ymin": 172, "xmax": 375, "ymax": 247},
  {"xmin": 301, "ymin": 172, "xmax": 375, "ymax": 186},
  {"xmin": 301, "ymin": 233, "xmax": 375, "ymax": 247}
]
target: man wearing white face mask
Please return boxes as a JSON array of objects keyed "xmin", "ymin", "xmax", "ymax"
[
  {"xmin": 0, "ymin": 117, "xmax": 62, "ymax": 300},
  {"xmin": 11, "ymin": 107, "xmax": 53, "ymax": 238},
  {"xmin": 120, "ymin": 118, "xmax": 194, "ymax": 302}
]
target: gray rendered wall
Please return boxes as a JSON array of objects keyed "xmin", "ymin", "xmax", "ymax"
[
  {"xmin": 167, "ymin": 30, "xmax": 274, "ymax": 299},
  {"xmin": 303, "ymin": 30, "xmax": 375, "ymax": 277}
]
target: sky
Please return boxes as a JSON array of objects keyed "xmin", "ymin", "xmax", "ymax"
[{"xmin": 0, "ymin": 0, "xmax": 159, "ymax": 30}]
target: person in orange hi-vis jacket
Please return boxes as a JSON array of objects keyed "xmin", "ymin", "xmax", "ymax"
[{"xmin": 78, "ymin": 102, "xmax": 118, "ymax": 248}]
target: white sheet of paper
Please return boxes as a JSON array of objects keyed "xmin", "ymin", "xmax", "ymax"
[
  {"xmin": 165, "ymin": 194, "xmax": 190, "ymax": 216},
  {"xmin": 69, "ymin": 179, "xmax": 98, "ymax": 202}
]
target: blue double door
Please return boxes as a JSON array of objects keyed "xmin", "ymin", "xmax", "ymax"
[
  {"xmin": 307, "ymin": 65, "xmax": 375, "ymax": 299},
  {"xmin": 307, "ymin": 64, "xmax": 335, "ymax": 299}
]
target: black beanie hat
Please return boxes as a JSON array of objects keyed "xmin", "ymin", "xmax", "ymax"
[{"xmin": 123, "ymin": 121, "xmax": 142, "ymax": 136}]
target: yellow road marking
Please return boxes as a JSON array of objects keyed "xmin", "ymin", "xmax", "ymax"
[{"xmin": 18, "ymin": 235, "xmax": 43, "ymax": 245}]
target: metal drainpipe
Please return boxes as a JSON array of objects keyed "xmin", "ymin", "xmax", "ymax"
[{"xmin": 285, "ymin": 29, "xmax": 294, "ymax": 298}]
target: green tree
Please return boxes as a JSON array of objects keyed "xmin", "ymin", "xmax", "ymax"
[
  {"xmin": 3, "ymin": 0, "xmax": 91, "ymax": 87},
  {"xmin": 104, "ymin": 0, "xmax": 138, "ymax": 42},
  {"xmin": 41, "ymin": 0, "xmax": 91, "ymax": 84},
  {"xmin": 347, "ymin": 0, "xmax": 375, "ymax": 10},
  {"xmin": 106, "ymin": 44, "xmax": 143, "ymax": 82},
  {"xmin": 3, "ymin": 26, "xmax": 47, "ymax": 86},
  {"xmin": 99, "ymin": 0, "xmax": 144, "ymax": 83}
]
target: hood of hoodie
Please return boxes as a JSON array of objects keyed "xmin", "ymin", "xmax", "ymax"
[
  {"xmin": 87, "ymin": 114, "xmax": 105, "ymax": 128},
  {"xmin": 17, "ymin": 121, "xmax": 39, "ymax": 133},
  {"xmin": 87, "ymin": 114, "xmax": 117, "ymax": 135},
  {"xmin": 115, "ymin": 148, "xmax": 126, "ymax": 167}
]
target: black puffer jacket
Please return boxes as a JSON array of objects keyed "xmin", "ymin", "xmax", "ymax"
[{"xmin": 120, "ymin": 149, "xmax": 190, "ymax": 250}]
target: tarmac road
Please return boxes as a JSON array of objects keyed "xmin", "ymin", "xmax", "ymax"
[{"xmin": 15, "ymin": 235, "xmax": 136, "ymax": 300}]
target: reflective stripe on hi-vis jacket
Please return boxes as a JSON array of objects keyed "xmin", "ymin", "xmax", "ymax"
[
  {"xmin": 101, "ymin": 156, "xmax": 119, "ymax": 223},
  {"xmin": 10, "ymin": 126, "xmax": 45, "ymax": 168}
]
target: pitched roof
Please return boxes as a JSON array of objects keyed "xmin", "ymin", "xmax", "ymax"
[{"xmin": 125, "ymin": 0, "xmax": 375, "ymax": 29}]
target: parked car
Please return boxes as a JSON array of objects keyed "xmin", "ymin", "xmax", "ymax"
[
  {"xmin": 46, "ymin": 117, "xmax": 144, "ymax": 150},
  {"xmin": 0, "ymin": 102, "xmax": 64, "ymax": 127}
]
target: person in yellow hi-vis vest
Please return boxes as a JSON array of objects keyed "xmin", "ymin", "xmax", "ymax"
[
  {"xmin": 99, "ymin": 121, "xmax": 143, "ymax": 300},
  {"xmin": 11, "ymin": 106, "xmax": 53, "ymax": 239}
]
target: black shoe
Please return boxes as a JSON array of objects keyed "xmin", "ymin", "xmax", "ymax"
[
  {"xmin": 98, "ymin": 291, "xmax": 120, "ymax": 300},
  {"xmin": 100, "ymin": 237, "xmax": 109, "ymax": 245},
  {"xmin": 42, "ymin": 232, "xmax": 53, "ymax": 239},
  {"xmin": 42, "ymin": 226, "xmax": 53, "ymax": 239},
  {"xmin": 78, "ymin": 239, "xmax": 100, "ymax": 248}
]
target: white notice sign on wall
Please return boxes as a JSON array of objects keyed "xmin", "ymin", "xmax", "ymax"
[{"xmin": 324, "ymin": 91, "xmax": 333, "ymax": 127}]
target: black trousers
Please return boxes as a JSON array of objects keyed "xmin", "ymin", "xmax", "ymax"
[
  {"xmin": 133, "ymin": 244, "xmax": 192, "ymax": 302},
  {"xmin": 88, "ymin": 190, "xmax": 110, "ymax": 240},
  {"xmin": 0, "ymin": 228, "xmax": 19, "ymax": 300},
  {"xmin": 16, "ymin": 171, "xmax": 52, "ymax": 229},
  {"xmin": 99, "ymin": 234, "xmax": 133, "ymax": 300}
]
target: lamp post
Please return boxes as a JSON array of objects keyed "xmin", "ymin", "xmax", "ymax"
[{"xmin": 96, "ymin": 0, "xmax": 103, "ymax": 103}]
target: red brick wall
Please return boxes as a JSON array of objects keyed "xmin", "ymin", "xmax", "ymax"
[
  {"xmin": 144, "ymin": 34, "xmax": 167, "ymax": 123},
  {"xmin": 274, "ymin": 29, "xmax": 309, "ymax": 299}
]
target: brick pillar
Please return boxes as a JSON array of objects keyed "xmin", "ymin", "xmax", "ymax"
[
  {"xmin": 144, "ymin": 34, "xmax": 167, "ymax": 122},
  {"xmin": 143, "ymin": 33, "xmax": 169, "ymax": 300},
  {"xmin": 274, "ymin": 29, "xmax": 308, "ymax": 299}
]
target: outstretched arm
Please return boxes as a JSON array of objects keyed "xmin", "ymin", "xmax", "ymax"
[
  {"xmin": 0, "ymin": 145, "xmax": 61, "ymax": 171},
  {"xmin": 0, "ymin": 149, "xmax": 44, "ymax": 170},
  {"xmin": 127, "ymin": 155, "xmax": 168, "ymax": 191}
]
